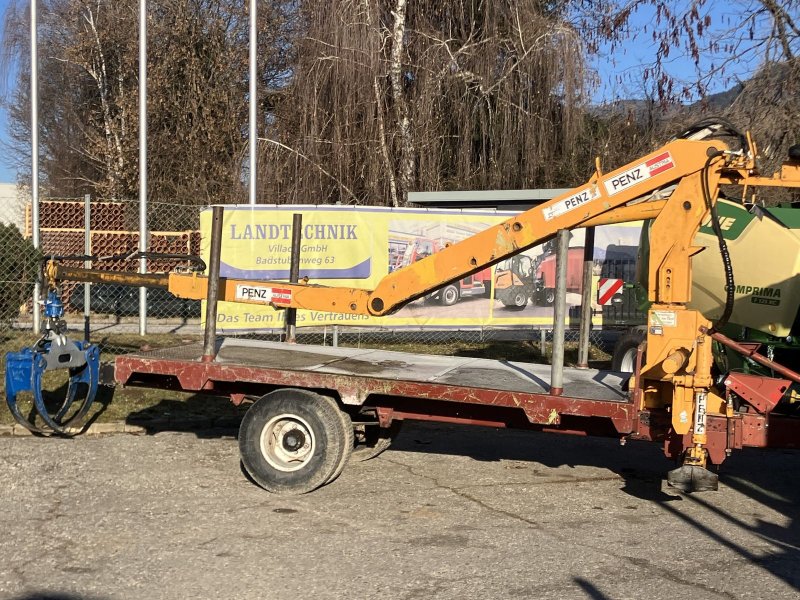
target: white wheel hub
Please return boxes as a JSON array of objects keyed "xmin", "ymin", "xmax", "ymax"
[{"xmin": 260, "ymin": 414, "xmax": 316, "ymax": 472}]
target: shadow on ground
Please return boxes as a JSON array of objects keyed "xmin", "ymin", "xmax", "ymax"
[
  {"xmin": 389, "ymin": 420, "xmax": 800, "ymax": 593},
  {"xmin": 123, "ymin": 398, "xmax": 800, "ymax": 593},
  {"xmin": 124, "ymin": 392, "xmax": 246, "ymax": 438}
]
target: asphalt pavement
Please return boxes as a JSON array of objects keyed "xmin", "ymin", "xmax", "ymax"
[{"xmin": 1, "ymin": 422, "xmax": 798, "ymax": 600}]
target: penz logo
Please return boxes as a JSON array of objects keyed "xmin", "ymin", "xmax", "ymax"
[
  {"xmin": 235, "ymin": 285, "xmax": 293, "ymax": 305},
  {"xmin": 645, "ymin": 152, "xmax": 675, "ymax": 176},
  {"xmin": 604, "ymin": 151, "xmax": 675, "ymax": 196},
  {"xmin": 543, "ymin": 186, "xmax": 600, "ymax": 221}
]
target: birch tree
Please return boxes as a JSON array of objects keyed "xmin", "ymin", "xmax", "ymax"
[{"xmin": 261, "ymin": 0, "xmax": 587, "ymax": 205}]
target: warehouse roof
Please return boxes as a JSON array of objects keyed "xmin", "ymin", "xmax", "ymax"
[{"xmin": 408, "ymin": 189, "xmax": 570, "ymax": 211}]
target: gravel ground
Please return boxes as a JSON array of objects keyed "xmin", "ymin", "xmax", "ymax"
[{"xmin": 0, "ymin": 422, "xmax": 798, "ymax": 600}]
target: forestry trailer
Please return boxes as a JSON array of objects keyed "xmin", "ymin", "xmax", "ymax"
[{"xmin": 6, "ymin": 119, "xmax": 800, "ymax": 495}]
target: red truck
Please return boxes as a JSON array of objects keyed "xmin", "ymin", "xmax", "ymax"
[{"xmin": 533, "ymin": 245, "xmax": 585, "ymax": 305}]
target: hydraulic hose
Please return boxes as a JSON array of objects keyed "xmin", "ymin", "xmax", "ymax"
[
  {"xmin": 701, "ymin": 151, "xmax": 735, "ymax": 333},
  {"xmin": 676, "ymin": 117, "xmax": 748, "ymax": 151},
  {"xmin": 674, "ymin": 116, "xmax": 746, "ymax": 333}
]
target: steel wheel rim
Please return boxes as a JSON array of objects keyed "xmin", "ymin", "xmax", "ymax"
[
  {"xmin": 260, "ymin": 414, "xmax": 316, "ymax": 472},
  {"xmin": 443, "ymin": 287, "xmax": 458, "ymax": 304}
]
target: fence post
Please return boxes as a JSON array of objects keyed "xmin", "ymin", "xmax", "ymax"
[
  {"xmin": 577, "ymin": 227, "xmax": 595, "ymax": 369},
  {"xmin": 284, "ymin": 213, "xmax": 302, "ymax": 344},
  {"xmin": 202, "ymin": 206, "xmax": 224, "ymax": 361},
  {"xmin": 83, "ymin": 194, "xmax": 91, "ymax": 341},
  {"xmin": 30, "ymin": 0, "xmax": 40, "ymax": 334},
  {"xmin": 550, "ymin": 229, "xmax": 569, "ymax": 395}
]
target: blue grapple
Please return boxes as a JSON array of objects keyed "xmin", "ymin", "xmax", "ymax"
[{"xmin": 5, "ymin": 290, "xmax": 100, "ymax": 436}]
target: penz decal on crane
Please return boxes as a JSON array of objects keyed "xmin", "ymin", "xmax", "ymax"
[
  {"xmin": 603, "ymin": 152, "xmax": 675, "ymax": 196},
  {"xmin": 543, "ymin": 186, "xmax": 601, "ymax": 222},
  {"xmin": 235, "ymin": 285, "xmax": 292, "ymax": 306}
]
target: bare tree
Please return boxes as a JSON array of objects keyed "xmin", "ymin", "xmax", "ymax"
[
  {"xmin": 573, "ymin": 0, "xmax": 800, "ymax": 101},
  {"xmin": 4, "ymin": 0, "xmax": 795, "ymax": 210},
  {"xmin": 260, "ymin": 0, "xmax": 588, "ymax": 206},
  {"xmin": 1, "ymin": 0, "xmax": 295, "ymax": 206}
]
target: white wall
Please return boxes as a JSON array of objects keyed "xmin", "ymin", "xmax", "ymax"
[{"xmin": 0, "ymin": 183, "xmax": 25, "ymax": 230}]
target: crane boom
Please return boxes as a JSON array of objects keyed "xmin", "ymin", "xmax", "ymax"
[{"xmin": 48, "ymin": 138, "xmax": 726, "ymax": 317}]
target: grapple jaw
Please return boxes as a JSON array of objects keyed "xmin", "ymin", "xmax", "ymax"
[
  {"xmin": 5, "ymin": 338, "xmax": 101, "ymax": 436},
  {"xmin": 4, "ymin": 290, "xmax": 101, "ymax": 436}
]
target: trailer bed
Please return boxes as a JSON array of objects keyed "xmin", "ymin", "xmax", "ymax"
[
  {"xmin": 214, "ymin": 339, "xmax": 628, "ymax": 400},
  {"xmin": 114, "ymin": 338, "xmax": 635, "ymax": 433}
]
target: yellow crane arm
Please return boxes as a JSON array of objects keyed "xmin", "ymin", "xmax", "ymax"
[
  {"xmin": 47, "ymin": 139, "xmax": 718, "ymax": 315},
  {"xmin": 176, "ymin": 138, "xmax": 724, "ymax": 316},
  {"xmin": 50, "ymin": 135, "xmax": 800, "ymax": 318},
  {"xmin": 48, "ymin": 131, "xmax": 800, "ymax": 321}
]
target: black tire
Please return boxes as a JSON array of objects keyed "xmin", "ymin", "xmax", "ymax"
[
  {"xmin": 351, "ymin": 421, "xmax": 403, "ymax": 462},
  {"xmin": 542, "ymin": 288, "xmax": 556, "ymax": 306},
  {"xmin": 439, "ymin": 284, "xmax": 460, "ymax": 306},
  {"xmin": 238, "ymin": 389, "xmax": 348, "ymax": 494},
  {"xmin": 502, "ymin": 289, "xmax": 528, "ymax": 310},
  {"xmin": 326, "ymin": 408, "xmax": 355, "ymax": 484},
  {"xmin": 611, "ymin": 328, "xmax": 647, "ymax": 373}
]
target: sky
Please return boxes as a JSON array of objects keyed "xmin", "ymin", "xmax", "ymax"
[
  {"xmin": 0, "ymin": 1, "xmax": 781, "ymax": 184},
  {"xmin": 587, "ymin": 1, "xmax": 772, "ymax": 103},
  {"xmin": 0, "ymin": 0, "xmax": 14, "ymax": 182}
]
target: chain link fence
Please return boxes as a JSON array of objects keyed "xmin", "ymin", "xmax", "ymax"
[
  {"xmin": 0, "ymin": 221, "xmax": 39, "ymax": 328},
  {"xmin": 0, "ymin": 197, "xmax": 610, "ymax": 359}
]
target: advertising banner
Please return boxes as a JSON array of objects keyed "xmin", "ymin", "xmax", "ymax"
[{"xmin": 200, "ymin": 205, "xmax": 642, "ymax": 333}]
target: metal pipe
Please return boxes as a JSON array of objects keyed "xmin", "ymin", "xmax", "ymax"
[
  {"xmin": 84, "ymin": 194, "xmax": 91, "ymax": 341},
  {"xmin": 577, "ymin": 227, "xmax": 595, "ymax": 368},
  {"xmin": 48, "ymin": 264, "xmax": 169, "ymax": 288},
  {"xmin": 550, "ymin": 229, "xmax": 570, "ymax": 395},
  {"xmin": 202, "ymin": 206, "xmax": 225, "ymax": 361},
  {"xmin": 138, "ymin": 0, "xmax": 148, "ymax": 335},
  {"xmin": 31, "ymin": 0, "xmax": 40, "ymax": 333},
  {"xmin": 284, "ymin": 214, "xmax": 302, "ymax": 343},
  {"xmin": 248, "ymin": 0, "xmax": 257, "ymax": 205},
  {"xmin": 701, "ymin": 327, "xmax": 800, "ymax": 385}
]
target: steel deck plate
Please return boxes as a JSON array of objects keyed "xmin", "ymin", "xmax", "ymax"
[{"xmin": 207, "ymin": 338, "xmax": 629, "ymax": 402}]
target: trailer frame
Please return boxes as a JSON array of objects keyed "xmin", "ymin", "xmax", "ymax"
[{"xmin": 109, "ymin": 337, "xmax": 800, "ymax": 493}]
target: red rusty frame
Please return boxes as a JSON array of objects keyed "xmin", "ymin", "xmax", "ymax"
[
  {"xmin": 660, "ymin": 412, "xmax": 799, "ymax": 464},
  {"xmin": 114, "ymin": 353, "xmax": 800, "ymax": 456},
  {"xmin": 723, "ymin": 372, "xmax": 790, "ymax": 414},
  {"xmin": 114, "ymin": 354, "xmax": 638, "ymax": 434}
]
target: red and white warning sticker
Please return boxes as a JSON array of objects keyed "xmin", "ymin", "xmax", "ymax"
[
  {"xmin": 597, "ymin": 278, "xmax": 624, "ymax": 305},
  {"xmin": 543, "ymin": 186, "xmax": 601, "ymax": 222},
  {"xmin": 603, "ymin": 151, "xmax": 675, "ymax": 196},
  {"xmin": 235, "ymin": 284, "xmax": 293, "ymax": 306}
]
